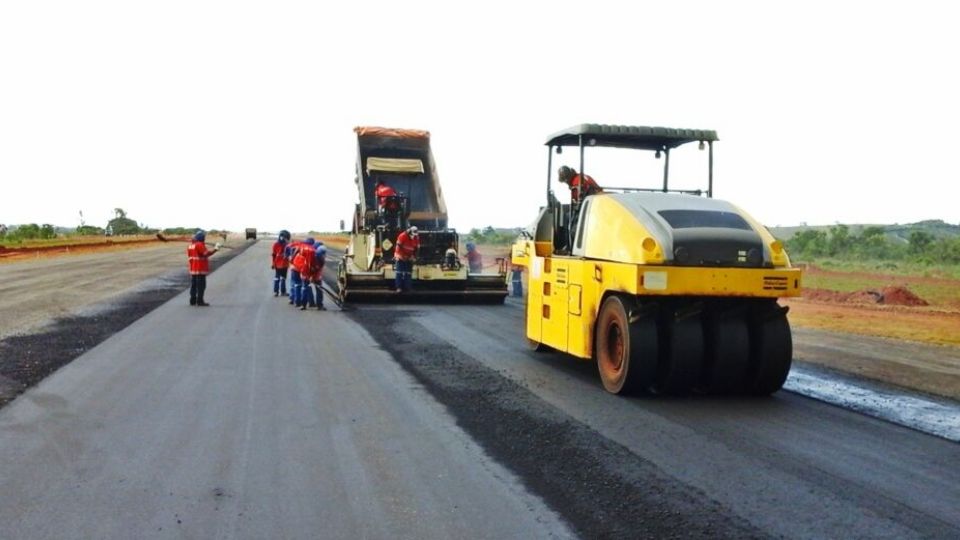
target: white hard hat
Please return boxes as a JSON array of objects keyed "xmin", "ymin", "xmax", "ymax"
[{"xmin": 409, "ymin": 226, "xmax": 418, "ymax": 234}]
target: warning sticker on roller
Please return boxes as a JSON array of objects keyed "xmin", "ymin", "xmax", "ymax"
[{"xmin": 643, "ymin": 271, "xmax": 668, "ymax": 290}]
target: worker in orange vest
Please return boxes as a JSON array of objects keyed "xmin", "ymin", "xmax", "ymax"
[
  {"xmin": 187, "ymin": 230, "xmax": 221, "ymax": 306},
  {"xmin": 294, "ymin": 238, "xmax": 324, "ymax": 310},
  {"xmin": 394, "ymin": 226, "xmax": 420, "ymax": 292},
  {"xmin": 285, "ymin": 239, "xmax": 305, "ymax": 306},
  {"xmin": 297, "ymin": 240, "xmax": 327, "ymax": 311}
]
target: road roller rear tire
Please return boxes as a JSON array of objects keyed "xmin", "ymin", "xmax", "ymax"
[
  {"xmin": 596, "ymin": 296, "xmax": 657, "ymax": 394},
  {"xmin": 653, "ymin": 314, "xmax": 703, "ymax": 395},
  {"xmin": 702, "ymin": 312, "xmax": 750, "ymax": 394},
  {"xmin": 747, "ymin": 306, "xmax": 793, "ymax": 395}
]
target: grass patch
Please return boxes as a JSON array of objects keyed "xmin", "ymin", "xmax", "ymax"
[
  {"xmin": 0, "ymin": 235, "xmax": 159, "ymax": 249},
  {"xmin": 802, "ymin": 257, "xmax": 960, "ymax": 279}
]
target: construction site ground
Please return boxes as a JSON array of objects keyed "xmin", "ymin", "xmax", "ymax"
[
  {"xmin": 1, "ymin": 239, "xmax": 958, "ymax": 403},
  {"xmin": 2, "ymin": 238, "xmax": 958, "ymax": 538}
]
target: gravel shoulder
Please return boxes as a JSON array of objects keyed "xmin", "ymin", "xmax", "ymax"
[{"xmin": 0, "ymin": 240, "xmax": 251, "ymax": 406}]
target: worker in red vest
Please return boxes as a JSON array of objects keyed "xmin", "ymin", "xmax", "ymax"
[
  {"xmin": 558, "ymin": 165, "xmax": 602, "ymax": 204},
  {"xmin": 271, "ymin": 230, "xmax": 291, "ymax": 297},
  {"xmin": 375, "ymin": 180, "xmax": 400, "ymax": 226},
  {"xmin": 298, "ymin": 240, "xmax": 327, "ymax": 311},
  {"xmin": 465, "ymin": 242, "xmax": 483, "ymax": 273},
  {"xmin": 187, "ymin": 230, "xmax": 221, "ymax": 306},
  {"xmin": 375, "ymin": 180, "xmax": 397, "ymax": 208},
  {"xmin": 394, "ymin": 226, "xmax": 420, "ymax": 292}
]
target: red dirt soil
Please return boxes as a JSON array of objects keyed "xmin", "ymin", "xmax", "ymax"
[
  {"xmin": 803, "ymin": 286, "xmax": 929, "ymax": 307},
  {"xmin": 0, "ymin": 236, "xmax": 192, "ymax": 263}
]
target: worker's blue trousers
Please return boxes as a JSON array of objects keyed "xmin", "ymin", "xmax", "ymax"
[
  {"xmin": 395, "ymin": 259, "xmax": 413, "ymax": 292},
  {"xmin": 289, "ymin": 272, "xmax": 302, "ymax": 305},
  {"xmin": 273, "ymin": 268, "xmax": 287, "ymax": 296}
]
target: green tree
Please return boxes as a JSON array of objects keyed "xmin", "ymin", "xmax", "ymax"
[
  {"xmin": 856, "ymin": 226, "xmax": 890, "ymax": 259},
  {"xmin": 40, "ymin": 224, "xmax": 56, "ymax": 239},
  {"xmin": 786, "ymin": 229, "xmax": 828, "ymax": 258},
  {"xmin": 107, "ymin": 209, "xmax": 140, "ymax": 235},
  {"xmin": 940, "ymin": 238, "xmax": 960, "ymax": 264},
  {"xmin": 76, "ymin": 225, "xmax": 105, "ymax": 235},
  {"xmin": 17, "ymin": 223, "xmax": 41, "ymax": 240},
  {"xmin": 827, "ymin": 224, "xmax": 851, "ymax": 256},
  {"xmin": 908, "ymin": 230, "xmax": 934, "ymax": 255}
]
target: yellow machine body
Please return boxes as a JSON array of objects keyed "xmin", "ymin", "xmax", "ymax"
[{"xmin": 514, "ymin": 194, "xmax": 801, "ymax": 359}]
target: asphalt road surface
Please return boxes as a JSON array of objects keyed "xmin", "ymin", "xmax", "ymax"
[{"xmin": 1, "ymin": 241, "xmax": 958, "ymax": 539}]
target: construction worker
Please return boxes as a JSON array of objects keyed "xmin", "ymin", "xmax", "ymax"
[
  {"xmin": 375, "ymin": 179, "xmax": 399, "ymax": 226},
  {"xmin": 292, "ymin": 238, "xmax": 317, "ymax": 309},
  {"xmin": 285, "ymin": 238, "xmax": 304, "ymax": 306},
  {"xmin": 558, "ymin": 165, "xmax": 602, "ymax": 204},
  {"xmin": 465, "ymin": 241, "xmax": 483, "ymax": 273},
  {"xmin": 394, "ymin": 225, "xmax": 420, "ymax": 292},
  {"xmin": 187, "ymin": 230, "xmax": 221, "ymax": 306},
  {"xmin": 511, "ymin": 265, "xmax": 524, "ymax": 297},
  {"xmin": 375, "ymin": 179, "xmax": 397, "ymax": 209},
  {"xmin": 301, "ymin": 241, "xmax": 328, "ymax": 311},
  {"xmin": 443, "ymin": 244, "xmax": 460, "ymax": 270},
  {"xmin": 271, "ymin": 230, "xmax": 291, "ymax": 296}
]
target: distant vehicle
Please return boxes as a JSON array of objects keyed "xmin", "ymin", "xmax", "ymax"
[{"xmin": 245, "ymin": 228, "xmax": 257, "ymax": 240}]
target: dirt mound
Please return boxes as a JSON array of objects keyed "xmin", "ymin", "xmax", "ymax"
[
  {"xmin": 802, "ymin": 286, "xmax": 928, "ymax": 307},
  {"xmin": 880, "ymin": 286, "xmax": 929, "ymax": 306}
]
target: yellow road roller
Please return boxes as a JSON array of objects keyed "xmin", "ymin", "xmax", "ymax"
[{"xmin": 511, "ymin": 124, "xmax": 802, "ymax": 395}]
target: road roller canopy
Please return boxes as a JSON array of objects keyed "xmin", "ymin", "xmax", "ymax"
[{"xmin": 546, "ymin": 124, "xmax": 718, "ymax": 151}]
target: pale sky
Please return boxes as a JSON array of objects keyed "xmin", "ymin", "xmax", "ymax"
[{"xmin": 1, "ymin": 1, "xmax": 957, "ymax": 234}]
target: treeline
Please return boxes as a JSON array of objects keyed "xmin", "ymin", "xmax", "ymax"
[
  {"xmin": 0, "ymin": 223, "xmax": 58, "ymax": 241},
  {"xmin": 2, "ymin": 209, "xmax": 218, "ymax": 243},
  {"xmin": 785, "ymin": 224, "xmax": 960, "ymax": 264},
  {"xmin": 466, "ymin": 226, "xmax": 521, "ymax": 245}
]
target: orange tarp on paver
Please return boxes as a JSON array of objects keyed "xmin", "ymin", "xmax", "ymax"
[{"xmin": 354, "ymin": 126, "xmax": 430, "ymax": 139}]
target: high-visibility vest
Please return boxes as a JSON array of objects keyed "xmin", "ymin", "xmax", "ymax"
[
  {"xmin": 272, "ymin": 241, "xmax": 289, "ymax": 269},
  {"xmin": 187, "ymin": 241, "xmax": 211, "ymax": 275},
  {"xmin": 395, "ymin": 232, "xmax": 420, "ymax": 261},
  {"xmin": 571, "ymin": 174, "xmax": 601, "ymax": 201},
  {"xmin": 298, "ymin": 244, "xmax": 319, "ymax": 279}
]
